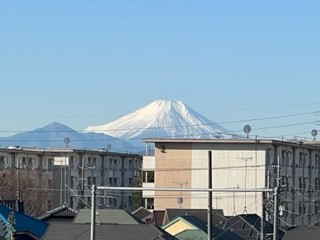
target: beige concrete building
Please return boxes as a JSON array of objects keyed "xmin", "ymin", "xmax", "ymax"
[
  {"xmin": 0, "ymin": 147, "xmax": 142, "ymax": 215},
  {"xmin": 142, "ymin": 138, "xmax": 320, "ymax": 227}
]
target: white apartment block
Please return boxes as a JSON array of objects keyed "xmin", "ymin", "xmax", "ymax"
[
  {"xmin": 0, "ymin": 147, "xmax": 142, "ymax": 214},
  {"xmin": 142, "ymin": 138, "xmax": 320, "ymax": 227}
]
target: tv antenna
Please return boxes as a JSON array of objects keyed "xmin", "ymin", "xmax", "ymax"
[
  {"xmin": 243, "ymin": 125, "xmax": 251, "ymax": 138},
  {"xmin": 106, "ymin": 144, "xmax": 112, "ymax": 151},
  {"xmin": 311, "ymin": 129, "xmax": 318, "ymax": 141},
  {"xmin": 173, "ymin": 180, "xmax": 188, "ymax": 208}
]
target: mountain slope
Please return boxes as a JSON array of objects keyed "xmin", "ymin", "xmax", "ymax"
[
  {"xmin": 0, "ymin": 122, "xmax": 134, "ymax": 151},
  {"xmin": 85, "ymin": 100, "xmax": 233, "ymax": 142}
]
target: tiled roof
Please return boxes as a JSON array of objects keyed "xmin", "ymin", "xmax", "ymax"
[
  {"xmin": 283, "ymin": 225, "xmax": 320, "ymax": 240},
  {"xmin": 43, "ymin": 222, "xmax": 178, "ymax": 240},
  {"xmin": 164, "ymin": 208, "xmax": 226, "ymax": 226},
  {"xmin": 37, "ymin": 205, "xmax": 77, "ymax": 221},
  {"xmin": 0, "ymin": 205, "xmax": 48, "ymax": 239},
  {"xmin": 221, "ymin": 214, "xmax": 285, "ymax": 240},
  {"xmin": 131, "ymin": 207, "xmax": 152, "ymax": 221},
  {"xmin": 0, "ymin": 213, "xmax": 9, "ymax": 239},
  {"xmin": 74, "ymin": 209, "xmax": 141, "ymax": 224},
  {"xmin": 163, "ymin": 215, "xmax": 243, "ymax": 240}
]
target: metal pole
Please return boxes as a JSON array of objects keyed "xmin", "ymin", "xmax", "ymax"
[
  {"xmin": 208, "ymin": 151, "xmax": 212, "ymax": 240},
  {"xmin": 273, "ymin": 154, "xmax": 280, "ymax": 240},
  {"xmin": 273, "ymin": 186, "xmax": 279, "ymax": 240},
  {"xmin": 90, "ymin": 185, "xmax": 96, "ymax": 240}
]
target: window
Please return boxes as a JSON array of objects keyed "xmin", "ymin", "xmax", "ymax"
[
  {"xmin": 0, "ymin": 156, "xmax": 4, "ymax": 170},
  {"xmin": 48, "ymin": 159, "xmax": 53, "ymax": 172},
  {"xmin": 87, "ymin": 177, "xmax": 92, "ymax": 186},
  {"xmin": 144, "ymin": 198, "xmax": 154, "ymax": 209},
  {"xmin": 303, "ymin": 177, "xmax": 307, "ymax": 190},
  {"xmin": 315, "ymin": 201, "xmax": 320, "ymax": 214},
  {"xmin": 143, "ymin": 171, "xmax": 154, "ymax": 183},
  {"xmin": 22, "ymin": 157, "xmax": 26, "ymax": 168},
  {"xmin": 299, "ymin": 177, "xmax": 303, "ymax": 189},
  {"xmin": 109, "ymin": 159, "xmax": 113, "ymax": 169},
  {"xmin": 114, "ymin": 177, "xmax": 118, "ymax": 186},
  {"xmin": 315, "ymin": 178, "xmax": 320, "ymax": 191},
  {"xmin": 316, "ymin": 155, "xmax": 320, "ymax": 169},
  {"xmin": 282, "ymin": 151, "xmax": 287, "ymax": 166},
  {"xmin": 299, "ymin": 152, "xmax": 304, "ymax": 167},
  {"xmin": 28, "ymin": 158, "xmax": 33, "ymax": 168},
  {"xmin": 114, "ymin": 160, "xmax": 118, "ymax": 170},
  {"xmin": 69, "ymin": 156, "xmax": 74, "ymax": 168},
  {"xmin": 109, "ymin": 177, "xmax": 113, "ymax": 186},
  {"xmin": 281, "ymin": 176, "xmax": 289, "ymax": 191}
]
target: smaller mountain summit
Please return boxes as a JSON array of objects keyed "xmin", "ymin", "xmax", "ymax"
[
  {"xmin": 85, "ymin": 100, "xmax": 233, "ymax": 143},
  {"xmin": 0, "ymin": 122, "xmax": 134, "ymax": 151}
]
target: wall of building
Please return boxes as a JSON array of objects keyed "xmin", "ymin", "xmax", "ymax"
[{"xmin": 0, "ymin": 148, "xmax": 142, "ymax": 215}]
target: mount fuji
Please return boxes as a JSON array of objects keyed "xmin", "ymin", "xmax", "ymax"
[{"xmin": 85, "ymin": 100, "xmax": 234, "ymax": 146}]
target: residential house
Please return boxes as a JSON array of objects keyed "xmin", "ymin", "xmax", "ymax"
[{"xmin": 162, "ymin": 215, "xmax": 243, "ymax": 240}]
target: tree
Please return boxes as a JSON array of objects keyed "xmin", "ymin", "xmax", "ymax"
[{"xmin": 0, "ymin": 168, "xmax": 53, "ymax": 216}]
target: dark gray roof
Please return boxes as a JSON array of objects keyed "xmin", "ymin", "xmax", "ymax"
[
  {"xmin": 164, "ymin": 208, "xmax": 226, "ymax": 226},
  {"xmin": 131, "ymin": 207, "xmax": 152, "ymax": 222},
  {"xmin": 43, "ymin": 222, "xmax": 178, "ymax": 240},
  {"xmin": 283, "ymin": 225, "xmax": 320, "ymax": 240},
  {"xmin": 220, "ymin": 214, "xmax": 285, "ymax": 240},
  {"xmin": 163, "ymin": 215, "xmax": 243, "ymax": 240},
  {"xmin": 37, "ymin": 205, "xmax": 77, "ymax": 221},
  {"xmin": 74, "ymin": 209, "xmax": 140, "ymax": 224}
]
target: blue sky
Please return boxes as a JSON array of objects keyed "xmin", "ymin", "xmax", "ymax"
[{"xmin": 0, "ymin": 1, "xmax": 320, "ymax": 139}]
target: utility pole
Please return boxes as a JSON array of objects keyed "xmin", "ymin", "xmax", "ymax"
[
  {"xmin": 273, "ymin": 155, "xmax": 280, "ymax": 240},
  {"xmin": 208, "ymin": 151, "xmax": 212, "ymax": 240},
  {"xmin": 90, "ymin": 185, "xmax": 96, "ymax": 240}
]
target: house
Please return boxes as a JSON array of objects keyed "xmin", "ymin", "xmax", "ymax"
[
  {"xmin": 0, "ymin": 205, "xmax": 48, "ymax": 240},
  {"xmin": 162, "ymin": 215, "xmax": 243, "ymax": 240},
  {"xmin": 283, "ymin": 225, "xmax": 320, "ymax": 240},
  {"xmin": 42, "ymin": 222, "xmax": 178, "ymax": 240},
  {"xmin": 73, "ymin": 208, "xmax": 142, "ymax": 224},
  {"xmin": 142, "ymin": 138, "xmax": 320, "ymax": 227},
  {"xmin": 163, "ymin": 208, "xmax": 226, "ymax": 226},
  {"xmin": 37, "ymin": 204, "xmax": 77, "ymax": 223},
  {"xmin": 219, "ymin": 214, "xmax": 285, "ymax": 240}
]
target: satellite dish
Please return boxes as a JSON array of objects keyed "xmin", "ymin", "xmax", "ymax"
[
  {"xmin": 243, "ymin": 125, "xmax": 251, "ymax": 138},
  {"xmin": 64, "ymin": 137, "xmax": 70, "ymax": 147},
  {"xmin": 311, "ymin": 129, "xmax": 318, "ymax": 141},
  {"xmin": 177, "ymin": 197, "xmax": 183, "ymax": 205}
]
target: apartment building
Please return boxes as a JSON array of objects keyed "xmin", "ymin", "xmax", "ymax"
[
  {"xmin": 0, "ymin": 147, "xmax": 142, "ymax": 215},
  {"xmin": 142, "ymin": 138, "xmax": 320, "ymax": 227}
]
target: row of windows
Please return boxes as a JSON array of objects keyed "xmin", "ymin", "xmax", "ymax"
[
  {"xmin": 0, "ymin": 155, "xmax": 140, "ymax": 171},
  {"xmin": 281, "ymin": 151, "xmax": 320, "ymax": 169}
]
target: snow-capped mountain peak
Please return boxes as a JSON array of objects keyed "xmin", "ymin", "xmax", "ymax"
[{"xmin": 85, "ymin": 99, "xmax": 232, "ymax": 141}]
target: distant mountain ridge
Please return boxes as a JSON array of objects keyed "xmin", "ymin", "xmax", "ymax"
[
  {"xmin": 0, "ymin": 122, "xmax": 134, "ymax": 152},
  {"xmin": 0, "ymin": 100, "xmax": 235, "ymax": 151},
  {"xmin": 85, "ymin": 100, "xmax": 234, "ymax": 145}
]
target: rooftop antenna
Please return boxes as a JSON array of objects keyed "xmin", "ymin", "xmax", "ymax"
[
  {"xmin": 106, "ymin": 144, "xmax": 111, "ymax": 152},
  {"xmin": 64, "ymin": 137, "xmax": 70, "ymax": 148},
  {"xmin": 243, "ymin": 125, "xmax": 251, "ymax": 138},
  {"xmin": 311, "ymin": 129, "xmax": 318, "ymax": 141},
  {"xmin": 216, "ymin": 132, "xmax": 221, "ymax": 139}
]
